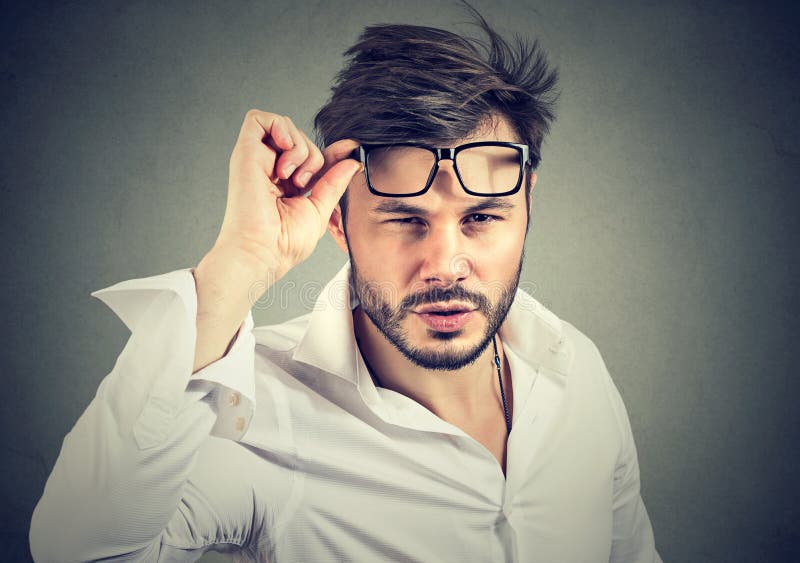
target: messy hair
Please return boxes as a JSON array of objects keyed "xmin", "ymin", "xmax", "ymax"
[{"xmin": 313, "ymin": 4, "xmax": 558, "ymax": 220}]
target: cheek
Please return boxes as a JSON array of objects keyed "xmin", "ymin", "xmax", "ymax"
[
  {"xmin": 477, "ymin": 223, "xmax": 525, "ymax": 261},
  {"xmin": 350, "ymin": 236, "xmax": 418, "ymax": 304},
  {"xmin": 472, "ymin": 233, "xmax": 525, "ymax": 298},
  {"xmin": 351, "ymin": 223, "xmax": 414, "ymax": 262},
  {"xmin": 352, "ymin": 236, "xmax": 410, "ymax": 271}
]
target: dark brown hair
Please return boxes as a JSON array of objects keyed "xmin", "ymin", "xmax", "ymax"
[{"xmin": 313, "ymin": 4, "xmax": 558, "ymax": 219}]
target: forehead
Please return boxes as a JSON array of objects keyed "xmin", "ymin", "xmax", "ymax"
[{"xmin": 458, "ymin": 114, "xmax": 520, "ymax": 144}]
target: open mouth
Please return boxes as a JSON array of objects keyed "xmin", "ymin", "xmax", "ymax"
[
  {"xmin": 428, "ymin": 310, "xmax": 465, "ymax": 316},
  {"xmin": 414, "ymin": 308, "xmax": 476, "ymax": 332},
  {"xmin": 414, "ymin": 302, "xmax": 476, "ymax": 315}
]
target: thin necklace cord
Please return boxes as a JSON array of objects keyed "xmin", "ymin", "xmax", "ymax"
[{"xmin": 493, "ymin": 334, "xmax": 512, "ymax": 435}]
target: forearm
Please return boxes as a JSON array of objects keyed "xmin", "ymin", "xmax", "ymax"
[{"xmin": 192, "ymin": 248, "xmax": 274, "ymax": 374}]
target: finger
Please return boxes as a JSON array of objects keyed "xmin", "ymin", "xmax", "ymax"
[
  {"xmin": 307, "ymin": 159, "xmax": 363, "ymax": 232},
  {"xmin": 231, "ymin": 111, "xmax": 294, "ymax": 186},
  {"xmin": 275, "ymin": 116, "xmax": 309, "ymax": 180},
  {"xmin": 237, "ymin": 109, "xmax": 293, "ymax": 152},
  {"xmin": 322, "ymin": 138, "xmax": 361, "ymax": 172},
  {"xmin": 315, "ymin": 138, "xmax": 361, "ymax": 187},
  {"xmin": 292, "ymin": 133, "xmax": 325, "ymax": 189}
]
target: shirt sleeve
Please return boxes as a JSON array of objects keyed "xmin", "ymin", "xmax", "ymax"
[
  {"xmin": 29, "ymin": 267, "xmax": 258, "ymax": 562},
  {"xmin": 604, "ymin": 371, "xmax": 663, "ymax": 563}
]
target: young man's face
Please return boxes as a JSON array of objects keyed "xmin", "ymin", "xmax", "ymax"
[{"xmin": 330, "ymin": 116, "xmax": 535, "ymax": 370}]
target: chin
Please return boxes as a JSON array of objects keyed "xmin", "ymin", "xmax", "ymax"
[
  {"xmin": 426, "ymin": 328, "xmax": 466, "ymax": 341},
  {"xmin": 398, "ymin": 328, "xmax": 493, "ymax": 371}
]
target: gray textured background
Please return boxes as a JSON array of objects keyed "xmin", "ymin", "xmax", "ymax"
[{"xmin": 3, "ymin": 1, "xmax": 798, "ymax": 561}]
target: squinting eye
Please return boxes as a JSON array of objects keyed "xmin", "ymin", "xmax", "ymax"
[{"xmin": 386, "ymin": 217, "xmax": 425, "ymax": 228}]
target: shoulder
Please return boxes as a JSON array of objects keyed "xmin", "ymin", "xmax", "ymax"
[
  {"xmin": 507, "ymin": 288, "xmax": 608, "ymax": 380},
  {"xmin": 514, "ymin": 290, "xmax": 623, "ymax": 413},
  {"xmin": 560, "ymin": 318, "xmax": 607, "ymax": 377},
  {"xmin": 557, "ymin": 317, "xmax": 633, "ymax": 449}
]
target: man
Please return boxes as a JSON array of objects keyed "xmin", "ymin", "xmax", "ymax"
[{"xmin": 30, "ymin": 10, "xmax": 662, "ymax": 563}]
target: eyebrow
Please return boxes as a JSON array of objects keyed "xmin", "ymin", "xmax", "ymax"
[
  {"xmin": 371, "ymin": 198, "xmax": 516, "ymax": 216},
  {"xmin": 462, "ymin": 198, "xmax": 516, "ymax": 215},
  {"xmin": 372, "ymin": 201, "xmax": 428, "ymax": 215}
]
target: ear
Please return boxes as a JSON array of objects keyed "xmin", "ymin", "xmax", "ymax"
[
  {"xmin": 327, "ymin": 204, "xmax": 349, "ymax": 254},
  {"xmin": 528, "ymin": 172, "xmax": 537, "ymax": 215}
]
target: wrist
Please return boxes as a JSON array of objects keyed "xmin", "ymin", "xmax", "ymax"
[
  {"xmin": 194, "ymin": 247, "xmax": 278, "ymax": 317},
  {"xmin": 203, "ymin": 239, "xmax": 282, "ymax": 282}
]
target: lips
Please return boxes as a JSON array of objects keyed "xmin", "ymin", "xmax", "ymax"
[
  {"xmin": 414, "ymin": 303, "xmax": 476, "ymax": 315},
  {"xmin": 414, "ymin": 303, "xmax": 476, "ymax": 332}
]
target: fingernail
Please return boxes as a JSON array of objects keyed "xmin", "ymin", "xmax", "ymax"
[
  {"xmin": 283, "ymin": 164, "xmax": 296, "ymax": 178},
  {"xmin": 297, "ymin": 171, "xmax": 312, "ymax": 186}
]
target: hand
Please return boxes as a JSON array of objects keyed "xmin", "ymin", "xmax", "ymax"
[{"xmin": 211, "ymin": 109, "xmax": 361, "ymax": 281}]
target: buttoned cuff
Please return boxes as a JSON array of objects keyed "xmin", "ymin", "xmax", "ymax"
[
  {"xmin": 90, "ymin": 267, "xmax": 256, "ymax": 445},
  {"xmin": 193, "ymin": 310, "xmax": 256, "ymax": 441}
]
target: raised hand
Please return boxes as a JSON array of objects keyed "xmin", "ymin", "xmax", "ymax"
[{"xmin": 213, "ymin": 109, "xmax": 361, "ymax": 281}]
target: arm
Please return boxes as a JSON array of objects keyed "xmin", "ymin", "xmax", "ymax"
[
  {"xmin": 29, "ymin": 267, "xmax": 257, "ymax": 561},
  {"xmin": 29, "ymin": 110, "xmax": 361, "ymax": 562}
]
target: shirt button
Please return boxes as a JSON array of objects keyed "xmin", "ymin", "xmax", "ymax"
[
  {"xmin": 235, "ymin": 417, "xmax": 246, "ymax": 432},
  {"xmin": 228, "ymin": 392, "xmax": 241, "ymax": 407},
  {"xmin": 503, "ymin": 504, "xmax": 513, "ymax": 518}
]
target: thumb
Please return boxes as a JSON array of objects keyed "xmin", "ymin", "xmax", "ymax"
[{"xmin": 307, "ymin": 158, "xmax": 363, "ymax": 229}]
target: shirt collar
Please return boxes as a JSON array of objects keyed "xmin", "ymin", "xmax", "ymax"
[
  {"xmin": 499, "ymin": 279, "xmax": 568, "ymax": 374},
  {"xmin": 292, "ymin": 261, "xmax": 568, "ymax": 383},
  {"xmin": 291, "ymin": 261, "xmax": 360, "ymax": 385}
]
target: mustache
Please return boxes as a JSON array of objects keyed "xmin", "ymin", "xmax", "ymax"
[{"xmin": 399, "ymin": 285, "xmax": 490, "ymax": 313}]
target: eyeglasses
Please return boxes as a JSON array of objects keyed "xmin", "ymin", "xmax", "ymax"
[{"xmin": 349, "ymin": 141, "xmax": 532, "ymax": 197}]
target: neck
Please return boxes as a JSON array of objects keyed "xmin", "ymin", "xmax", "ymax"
[{"xmin": 353, "ymin": 307, "xmax": 511, "ymax": 426}]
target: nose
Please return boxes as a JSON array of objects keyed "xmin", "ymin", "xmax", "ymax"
[
  {"xmin": 415, "ymin": 161, "xmax": 476, "ymax": 286},
  {"xmin": 428, "ymin": 159, "xmax": 462, "ymax": 197},
  {"xmin": 417, "ymin": 225, "xmax": 475, "ymax": 287}
]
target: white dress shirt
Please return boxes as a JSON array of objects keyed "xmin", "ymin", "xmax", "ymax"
[{"xmin": 30, "ymin": 261, "xmax": 662, "ymax": 562}]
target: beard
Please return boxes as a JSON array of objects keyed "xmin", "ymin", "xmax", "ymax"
[{"xmin": 349, "ymin": 253, "xmax": 523, "ymax": 371}]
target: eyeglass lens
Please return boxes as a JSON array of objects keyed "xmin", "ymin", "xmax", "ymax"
[{"xmin": 366, "ymin": 145, "xmax": 521, "ymax": 195}]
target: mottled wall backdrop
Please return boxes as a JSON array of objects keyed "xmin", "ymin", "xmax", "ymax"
[{"xmin": 2, "ymin": 1, "xmax": 798, "ymax": 561}]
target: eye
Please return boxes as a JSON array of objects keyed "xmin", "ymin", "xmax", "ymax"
[
  {"xmin": 465, "ymin": 213, "xmax": 497, "ymax": 224},
  {"xmin": 389, "ymin": 217, "xmax": 424, "ymax": 225}
]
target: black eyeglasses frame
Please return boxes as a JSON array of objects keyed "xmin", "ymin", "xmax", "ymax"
[{"xmin": 349, "ymin": 141, "xmax": 532, "ymax": 198}]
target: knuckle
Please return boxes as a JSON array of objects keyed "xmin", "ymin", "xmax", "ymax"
[
  {"xmin": 295, "ymin": 141, "xmax": 310, "ymax": 160},
  {"xmin": 309, "ymin": 149, "xmax": 325, "ymax": 169}
]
